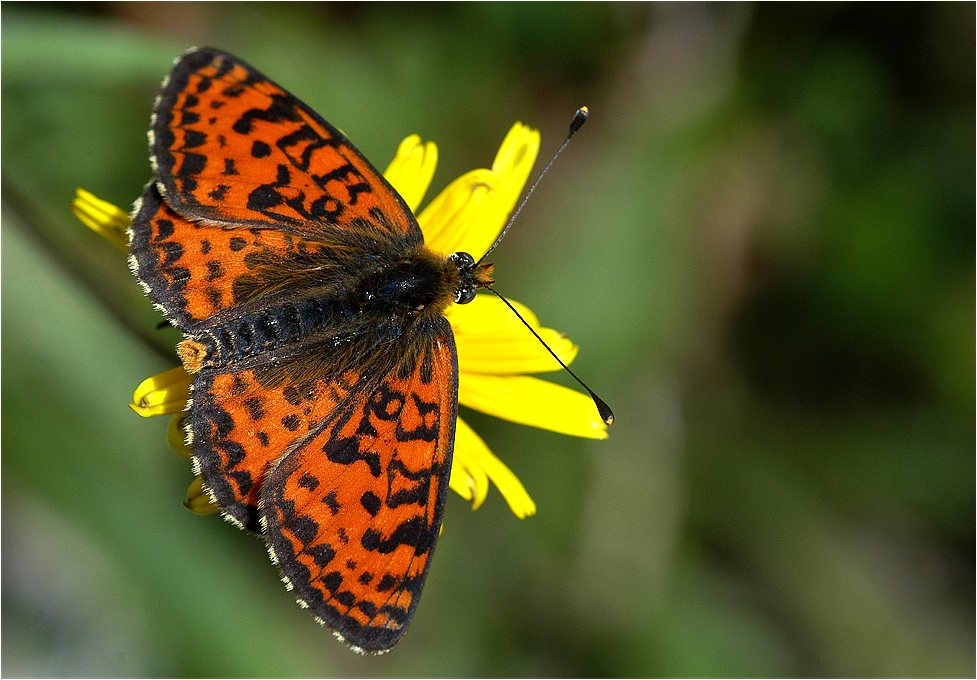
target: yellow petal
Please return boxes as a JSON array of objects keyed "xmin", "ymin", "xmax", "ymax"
[
  {"xmin": 459, "ymin": 374, "xmax": 608, "ymax": 439},
  {"xmin": 448, "ymin": 295, "xmax": 578, "ymax": 374},
  {"xmin": 418, "ymin": 168, "xmax": 498, "ymax": 255},
  {"xmin": 167, "ymin": 415, "xmax": 191, "ymax": 459},
  {"xmin": 71, "ymin": 188, "xmax": 130, "ymax": 250},
  {"xmin": 419, "ymin": 122, "xmax": 540, "ymax": 257},
  {"xmin": 486, "ymin": 121, "xmax": 542, "ymax": 225},
  {"xmin": 130, "ymin": 366, "xmax": 191, "ymax": 417},
  {"xmin": 452, "ymin": 417, "xmax": 536, "ymax": 518},
  {"xmin": 447, "ymin": 291, "xmax": 542, "ymax": 329},
  {"xmin": 448, "ymin": 418, "xmax": 490, "ymax": 508},
  {"xmin": 382, "ymin": 135, "xmax": 438, "ymax": 213},
  {"xmin": 185, "ymin": 477, "xmax": 220, "ymax": 516}
]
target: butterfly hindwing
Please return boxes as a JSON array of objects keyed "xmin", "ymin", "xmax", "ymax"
[
  {"xmin": 130, "ymin": 183, "xmax": 336, "ymax": 328},
  {"xmin": 260, "ymin": 320, "xmax": 457, "ymax": 653},
  {"xmin": 187, "ymin": 362, "xmax": 360, "ymax": 530},
  {"xmin": 152, "ymin": 47, "xmax": 421, "ymax": 242}
]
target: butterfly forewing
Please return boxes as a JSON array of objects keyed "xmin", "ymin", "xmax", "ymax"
[{"xmin": 152, "ymin": 47, "xmax": 421, "ymax": 242}]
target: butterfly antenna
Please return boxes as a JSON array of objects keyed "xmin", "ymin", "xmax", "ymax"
[
  {"xmin": 477, "ymin": 106, "xmax": 590, "ymax": 265},
  {"xmin": 483, "ymin": 286, "xmax": 615, "ymax": 426},
  {"xmin": 475, "ymin": 106, "xmax": 612, "ymax": 426}
]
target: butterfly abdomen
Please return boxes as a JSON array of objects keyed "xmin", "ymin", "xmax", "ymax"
[
  {"xmin": 177, "ymin": 246, "xmax": 460, "ymax": 374},
  {"xmin": 178, "ymin": 295, "xmax": 353, "ymax": 373}
]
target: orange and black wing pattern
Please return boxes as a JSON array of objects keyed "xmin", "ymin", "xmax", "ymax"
[
  {"xmin": 185, "ymin": 322, "xmax": 457, "ymax": 651},
  {"xmin": 151, "ymin": 47, "xmax": 420, "ymax": 238},
  {"xmin": 130, "ymin": 183, "xmax": 336, "ymax": 328},
  {"xmin": 130, "ymin": 47, "xmax": 421, "ymax": 330},
  {"xmin": 261, "ymin": 325, "xmax": 457, "ymax": 652},
  {"xmin": 129, "ymin": 47, "xmax": 461, "ymax": 653}
]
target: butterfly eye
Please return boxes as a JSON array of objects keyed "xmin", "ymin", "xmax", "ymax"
[
  {"xmin": 454, "ymin": 283, "xmax": 477, "ymax": 305},
  {"xmin": 449, "ymin": 252, "xmax": 476, "ymax": 270}
]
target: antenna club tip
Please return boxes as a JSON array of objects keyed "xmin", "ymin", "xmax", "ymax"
[
  {"xmin": 570, "ymin": 106, "xmax": 589, "ymax": 134},
  {"xmin": 594, "ymin": 396, "xmax": 614, "ymax": 426}
]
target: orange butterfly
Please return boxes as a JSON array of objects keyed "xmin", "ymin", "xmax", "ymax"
[{"xmin": 131, "ymin": 47, "xmax": 495, "ymax": 653}]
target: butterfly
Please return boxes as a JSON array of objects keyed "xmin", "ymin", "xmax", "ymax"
[{"xmin": 129, "ymin": 47, "xmax": 497, "ymax": 653}]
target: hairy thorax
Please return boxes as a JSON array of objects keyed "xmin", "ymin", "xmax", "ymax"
[{"xmin": 356, "ymin": 247, "xmax": 460, "ymax": 319}]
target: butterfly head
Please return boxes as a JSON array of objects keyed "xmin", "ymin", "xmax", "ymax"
[{"xmin": 449, "ymin": 251, "xmax": 494, "ymax": 305}]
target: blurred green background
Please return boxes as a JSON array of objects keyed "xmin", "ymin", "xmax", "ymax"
[{"xmin": 2, "ymin": 3, "xmax": 973, "ymax": 677}]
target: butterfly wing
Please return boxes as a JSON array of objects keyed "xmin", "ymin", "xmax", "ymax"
[
  {"xmin": 131, "ymin": 47, "xmax": 422, "ymax": 331},
  {"xmin": 188, "ymin": 359, "xmax": 352, "ymax": 530},
  {"xmin": 151, "ymin": 47, "xmax": 420, "ymax": 239},
  {"xmin": 133, "ymin": 47, "xmax": 456, "ymax": 651},
  {"xmin": 260, "ymin": 321, "xmax": 457, "ymax": 652},
  {"xmin": 130, "ymin": 183, "xmax": 332, "ymax": 328}
]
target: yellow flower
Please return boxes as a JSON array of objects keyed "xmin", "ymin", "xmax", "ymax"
[
  {"xmin": 71, "ymin": 188, "xmax": 129, "ymax": 250},
  {"xmin": 74, "ymin": 122, "xmax": 608, "ymax": 520}
]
